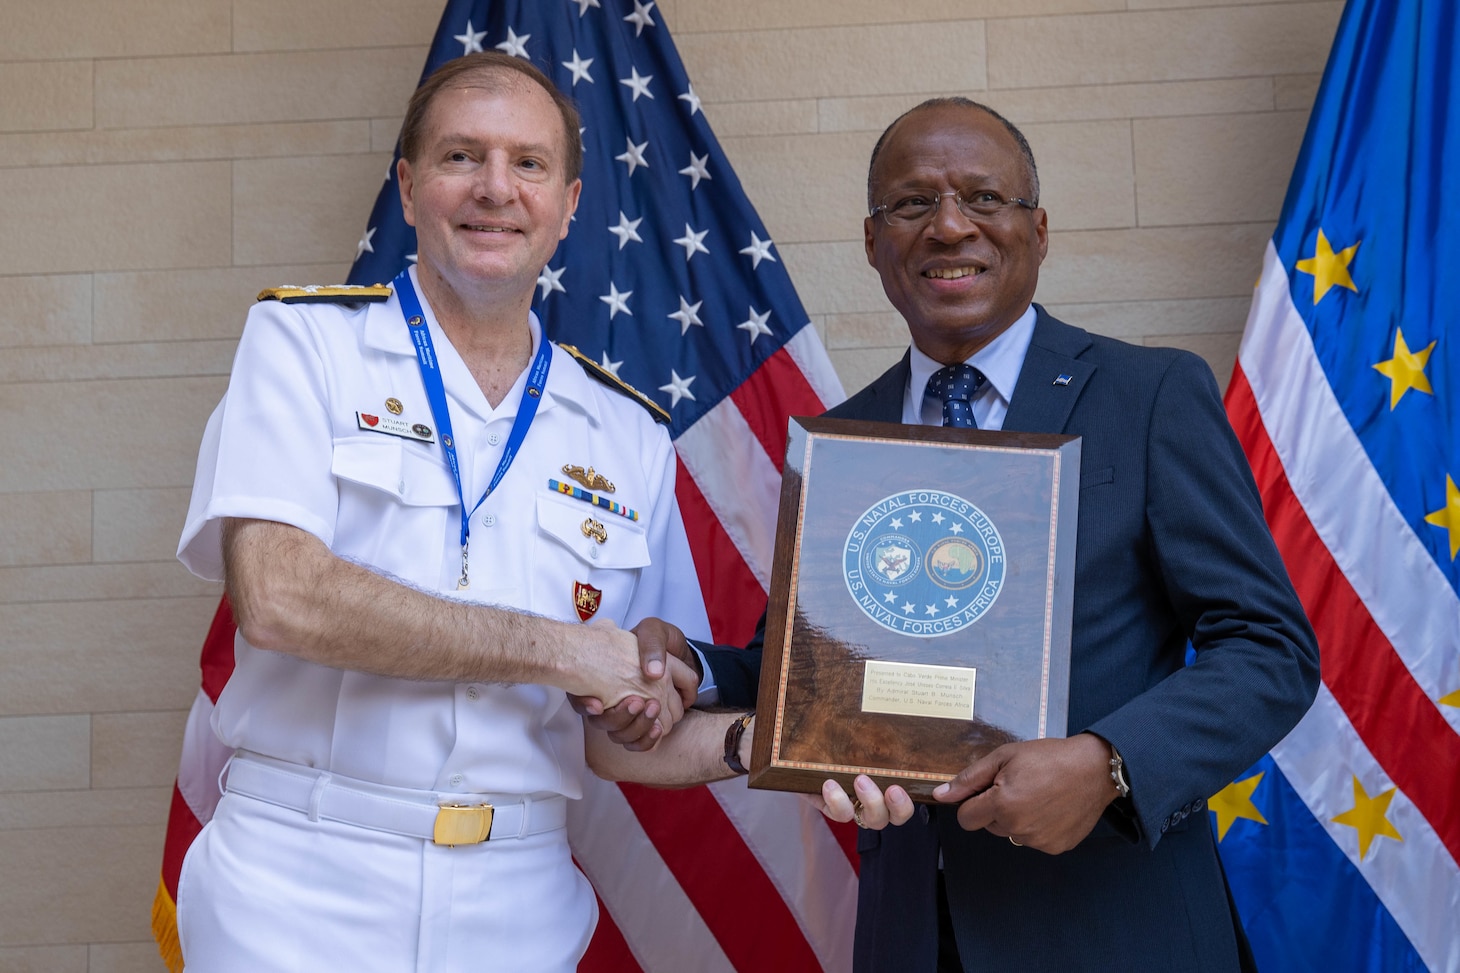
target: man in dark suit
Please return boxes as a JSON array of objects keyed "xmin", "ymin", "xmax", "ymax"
[{"xmin": 588, "ymin": 97, "xmax": 1319, "ymax": 972}]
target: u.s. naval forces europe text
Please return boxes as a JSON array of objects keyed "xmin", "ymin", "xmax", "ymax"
[{"xmin": 842, "ymin": 489, "xmax": 1006, "ymax": 638}]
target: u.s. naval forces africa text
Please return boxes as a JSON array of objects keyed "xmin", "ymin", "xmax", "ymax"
[{"xmin": 842, "ymin": 489, "xmax": 1006, "ymax": 638}]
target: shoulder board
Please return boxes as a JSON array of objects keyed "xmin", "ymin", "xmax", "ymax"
[
  {"xmin": 557, "ymin": 343, "xmax": 671, "ymax": 425},
  {"xmin": 256, "ymin": 284, "xmax": 393, "ymax": 305}
]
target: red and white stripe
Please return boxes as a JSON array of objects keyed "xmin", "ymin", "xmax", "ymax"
[
  {"xmin": 1228, "ymin": 241, "xmax": 1460, "ymax": 971},
  {"xmin": 579, "ymin": 331, "xmax": 853, "ymax": 971}
]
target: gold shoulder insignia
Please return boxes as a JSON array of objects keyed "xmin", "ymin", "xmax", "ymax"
[
  {"xmin": 557, "ymin": 343, "xmax": 671, "ymax": 425},
  {"xmin": 256, "ymin": 284, "xmax": 393, "ymax": 305}
]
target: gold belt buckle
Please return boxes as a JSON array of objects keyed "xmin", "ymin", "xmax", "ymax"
[{"xmin": 433, "ymin": 803, "xmax": 494, "ymax": 846}]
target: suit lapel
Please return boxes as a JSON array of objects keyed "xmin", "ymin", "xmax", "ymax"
[
  {"xmin": 1003, "ymin": 306, "xmax": 1096, "ymax": 435},
  {"xmin": 834, "ymin": 351, "xmax": 909, "ymax": 423}
]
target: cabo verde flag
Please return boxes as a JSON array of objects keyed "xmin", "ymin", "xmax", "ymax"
[{"xmin": 1219, "ymin": 0, "xmax": 1459, "ymax": 969}]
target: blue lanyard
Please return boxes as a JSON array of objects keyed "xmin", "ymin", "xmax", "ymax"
[{"xmin": 395, "ymin": 269, "xmax": 551, "ymax": 589}]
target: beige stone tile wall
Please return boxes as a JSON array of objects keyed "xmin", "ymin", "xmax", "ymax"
[{"xmin": 0, "ymin": 0, "xmax": 1339, "ymax": 966}]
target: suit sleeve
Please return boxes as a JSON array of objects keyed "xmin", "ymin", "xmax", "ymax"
[
  {"xmin": 1085, "ymin": 352, "xmax": 1320, "ymax": 848},
  {"xmin": 691, "ymin": 612, "xmax": 767, "ymax": 709}
]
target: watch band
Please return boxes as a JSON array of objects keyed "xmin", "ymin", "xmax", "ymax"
[
  {"xmin": 1109, "ymin": 745, "xmax": 1131, "ymax": 799},
  {"xmin": 723, "ymin": 711, "xmax": 754, "ymax": 775}
]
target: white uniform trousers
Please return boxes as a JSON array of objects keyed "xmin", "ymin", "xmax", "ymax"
[{"xmin": 177, "ymin": 787, "xmax": 596, "ymax": 972}]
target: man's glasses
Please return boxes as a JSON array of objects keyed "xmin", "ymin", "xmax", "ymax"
[{"xmin": 871, "ymin": 188, "xmax": 1038, "ymax": 226}]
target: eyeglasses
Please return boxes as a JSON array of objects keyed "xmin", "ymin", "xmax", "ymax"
[{"xmin": 871, "ymin": 188, "xmax": 1038, "ymax": 226}]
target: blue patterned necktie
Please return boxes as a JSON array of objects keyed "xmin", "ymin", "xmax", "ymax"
[{"xmin": 926, "ymin": 363, "xmax": 987, "ymax": 428}]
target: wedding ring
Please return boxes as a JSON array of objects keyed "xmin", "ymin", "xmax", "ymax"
[
  {"xmin": 852, "ymin": 799, "xmax": 867, "ymax": 829},
  {"xmin": 1008, "ymin": 836, "xmax": 1022, "ymax": 847}
]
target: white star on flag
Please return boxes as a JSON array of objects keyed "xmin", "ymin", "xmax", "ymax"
[
  {"xmin": 454, "ymin": 20, "xmax": 486, "ymax": 54},
  {"xmin": 495, "ymin": 27, "xmax": 529, "ymax": 58},
  {"xmin": 739, "ymin": 231, "xmax": 777, "ymax": 268},
  {"xmin": 356, "ymin": 227, "xmax": 376, "ymax": 259},
  {"xmin": 537, "ymin": 265, "xmax": 567, "ymax": 300},
  {"xmin": 624, "ymin": 0, "xmax": 656, "ymax": 36},
  {"xmin": 609, "ymin": 211, "xmax": 645, "ymax": 249},
  {"xmin": 737, "ymin": 306, "xmax": 772, "ymax": 343},
  {"xmin": 668, "ymin": 296, "xmax": 705, "ymax": 335},
  {"xmin": 598, "ymin": 350, "xmax": 622, "ymax": 378},
  {"xmin": 620, "ymin": 67, "xmax": 654, "ymax": 102},
  {"xmin": 600, "ymin": 282, "xmax": 633, "ymax": 318},
  {"xmin": 658, "ymin": 369, "xmax": 696, "ymax": 407},
  {"xmin": 678, "ymin": 152, "xmax": 711, "ymax": 190},
  {"xmin": 673, "ymin": 224, "xmax": 710, "ymax": 261},
  {"xmin": 563, "ymin": 50, "xmax": 594, "ymax": 85},
  {"xmin": 615, "ymin": 137, "xmax": 650, "ymax": 176},
  {"xmin": 678, "ymin": 85, "xmax": 702, "ymax": 116},
  {"xmin": 573, "ymin": 0, "xmax": 599, "ymax": 14}
]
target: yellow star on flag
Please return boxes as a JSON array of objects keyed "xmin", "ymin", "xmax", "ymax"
[
  {"xmin": 1372, "ymin": 329, "xmax": 1436, "ymax": 409},
  {"xmin": 1294, "ymin": 229, "xmax": 1360, "ymax": 304},
  {"xmin": 1439, "ymin": 688, "xmax": 1460, "ymax": 708},
  {"xmin": 1331, "ymin": 775, "xmax": 1403, "ymax": 859},
  {"xmin": 1209, "ymin": 772, "xmax": 1268, "ymax": 840},
  {"xmin": 1424, "ymin": 474, "xmax": 1460, "ymax": 560}
]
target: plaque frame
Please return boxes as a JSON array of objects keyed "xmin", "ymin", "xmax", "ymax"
[{"xmin": 748, "ymin": 417, "xmax": 1079, "ymax": 801}]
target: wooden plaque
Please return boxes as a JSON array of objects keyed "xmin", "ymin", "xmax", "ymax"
[{"xmin": 748, "ymin": 417, "xmax": 1079, "ymax": 801}]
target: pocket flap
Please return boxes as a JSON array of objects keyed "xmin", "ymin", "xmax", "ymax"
[
  {"xmin": 536, "ymin": 491, "xmax": 650, "ymax": 568},
  {"xmin": 332, "ymin": 439, "xmax": 459, "ymax": 507}
]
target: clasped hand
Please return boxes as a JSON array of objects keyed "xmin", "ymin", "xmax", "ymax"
[{"xmin": 567, "ymin": 618, "xmax": 700, "ymax": 750}]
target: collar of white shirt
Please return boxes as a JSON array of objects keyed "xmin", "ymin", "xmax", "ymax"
[{"xmin": 902, "ymin": 304, "xmax": 1038, "ymax": 431}]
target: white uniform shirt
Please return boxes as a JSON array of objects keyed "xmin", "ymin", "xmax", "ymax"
[{"xmin": 179, "ymin": 269, "xmax": 710, "ymax": 800}]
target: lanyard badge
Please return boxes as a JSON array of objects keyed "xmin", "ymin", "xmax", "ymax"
[{"xmin": 394, "ymin": 269, "xmax": 551, "ymax": 589}]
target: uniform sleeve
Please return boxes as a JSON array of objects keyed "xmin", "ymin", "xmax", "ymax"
[
  {"xmin": 1086, "ymin": 351, "xmax": 1320, "ymax": 847},
  {"xmin": 177, "ymin": 302, "xmax": 340, "ymax": 581},
  {"xmin": 620, "ymin": 424, "xmax": 712, "ymax": 643}
]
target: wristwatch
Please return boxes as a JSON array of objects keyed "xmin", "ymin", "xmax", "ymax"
[{"xmin": 1109, "ymin": 744, "xmax": 1131, "ymax": 799}]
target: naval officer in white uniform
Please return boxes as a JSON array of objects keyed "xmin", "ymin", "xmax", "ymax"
[{"xmin": 175, "ymin": 52, "xmax": 753, "ymax": 972}]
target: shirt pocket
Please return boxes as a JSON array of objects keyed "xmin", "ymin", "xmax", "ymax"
[
  {"xmin": 535, "ymin": 490, "xmax": 650, "ymax": 570},
  {"xmin": 331, "ymin": 438, "xmax": 460, "ymax": 584}
]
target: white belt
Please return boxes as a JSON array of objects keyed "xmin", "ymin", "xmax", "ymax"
[{"xmin": 224, "ymin": 751, "xmax": 568, "ymax": 847}]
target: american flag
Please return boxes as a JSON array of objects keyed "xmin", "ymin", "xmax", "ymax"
[
  {"xmin": 150, "ymin": 1, "xmax": 857, "ymax": 970},
  {"xmin": 1216, "ymin": 0, "xmax": 1459, "ymax": 968}
]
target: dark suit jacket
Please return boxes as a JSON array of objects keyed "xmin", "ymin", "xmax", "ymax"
[{"xmin": 702, "ymin": 307, "xmax": 1318, "ymax": 972}]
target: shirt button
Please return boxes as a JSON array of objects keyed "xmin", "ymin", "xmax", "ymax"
[
  {"xmin": 398, "ymin": 480, "xmax": 406, "ymax": 493},
  {"xmin": 589, "ymin": 546, "xmax": 599, "ymax": 560},
  {"xmin": 466, "ymin": 686, "xmax": 480, "ymax": 700},
  {"xmin": 449, "ymin": 773, "xmax": 464, "ymax": 787},
  {"xmin": 481, "ymin": 514, "xmax": 496, "ymax": 527},
  {"xmin": 487, "ymin": 433, "xmax": 501, "ymax": 446}
]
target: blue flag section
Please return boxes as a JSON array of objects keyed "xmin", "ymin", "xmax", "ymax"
[{"xmin": 1221, "ymin": 0, "xmax": 1460, "ymax": 970}]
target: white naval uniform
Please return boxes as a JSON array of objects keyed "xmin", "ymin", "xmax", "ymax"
[{"xmin": 176, "ymin": 268, "xmax": 710, "ymax": 972}]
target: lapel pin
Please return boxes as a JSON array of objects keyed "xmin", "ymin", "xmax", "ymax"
[
  {"xmin": 1054, "ymin": 374, "xmax": 1073, "ymax": 386},
  {"xmin": 386, "ymin": 397, "xmax": 404, "ymax": 415}
]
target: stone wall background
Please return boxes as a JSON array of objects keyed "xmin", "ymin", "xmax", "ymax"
[{"xmin": 0, "ymin": 1, "xmax": 1339, "ymax": 968}]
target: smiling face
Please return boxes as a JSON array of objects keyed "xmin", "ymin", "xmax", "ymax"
[
  {"xmin": 398, "ymin": 73, "xmax": 581, "ymax": 307},
  {"xmin": 864, "ymin": 103, "xmax": 1047, "ymax": 364}
]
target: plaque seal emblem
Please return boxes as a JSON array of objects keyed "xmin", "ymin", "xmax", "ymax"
[{"xmin": 842, "ymin": 489, "xmax": 1006, "ymax": 638}]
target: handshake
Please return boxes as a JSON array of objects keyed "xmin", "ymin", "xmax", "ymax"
[{"xmin": 566, "ymin": 617, "xmax": 916, "ymax": 832}]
